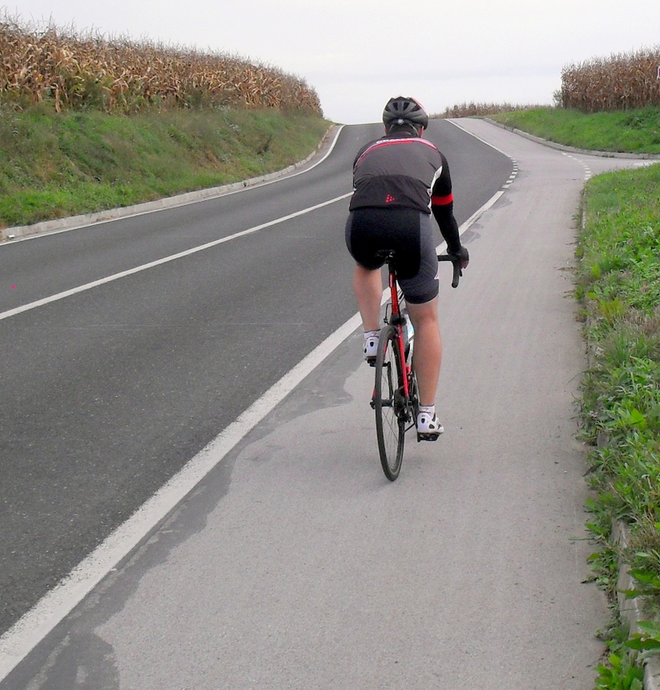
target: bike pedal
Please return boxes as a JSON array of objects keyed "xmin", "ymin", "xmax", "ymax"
[{"xmin": 417, "ymin": 432, "xmax": 440, "ymax": 442}]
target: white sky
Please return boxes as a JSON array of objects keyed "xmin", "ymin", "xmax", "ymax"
[{"xmin": 4, "ymin": 0, "xmax": 660, "ymax": 123}]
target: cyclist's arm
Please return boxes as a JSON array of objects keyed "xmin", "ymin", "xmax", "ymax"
[{"xmin": 431, "ymin": 156, "xmax": 461, "ymax": 254}]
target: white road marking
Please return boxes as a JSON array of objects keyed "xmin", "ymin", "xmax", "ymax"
[
  {"xmin": 0, "ymin": 193, "xmax": 352, "ymax": 323},
  {"xmin": 0, "ymin": 310, "xmax": 362, "ymax": 679},
  {"xmin": 448, "ymin": 118, "xmax": 520, "ymax": 193},
  {"xmin": 0, "ymin": 133, "xmax": 515, "ymax": 682},
  {"xmin": 562, "ymin": 152, "xmax": 593, "ymax": 180}
]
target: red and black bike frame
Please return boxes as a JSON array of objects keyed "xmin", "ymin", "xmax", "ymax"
[
  {"xmin": 383, "ymin": 256, "xmax": 413, "ymax": 402},
  {"xmin": 383, "ymin": 251, "xmax": 461, "ymax": 404},
  {"xmin": 377, "ymin": 250, "xmax": 462, "ymax": 405}
]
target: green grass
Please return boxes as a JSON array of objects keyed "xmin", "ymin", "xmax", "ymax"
[
  {"xmin": 0, "ymin": 104, "xmax": 330, "ymax": 228},
  {"xmin": 490, "ymin": 104, "xmax": 660, "ymax": 686},
  {"xmin": 490, "ymin": 107, "xmax": 660, "ymax": 154},
  {"xmin": 576, "ymin": 161, "xmax": 660, "ymax": 686},
  {"xmin": 578, "ymin": 163, "xmax": 660, "ymax": 525}
]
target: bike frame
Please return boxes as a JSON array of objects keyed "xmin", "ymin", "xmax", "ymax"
[
  {"xmin": 371, "ymin": 250, "xmax": 462, "ymax": 479},
  {"xmin": 382, "ymin": 250, "xmax": 462, "ymax": 416},
  {"xmin": 384, "ymin": 255, "xmax": 412, "ymax": 401}
]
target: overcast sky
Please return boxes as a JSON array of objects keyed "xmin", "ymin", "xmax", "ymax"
[{"xmin": 5, "ymin": 0, "xmax": 660, "ymax": 123}]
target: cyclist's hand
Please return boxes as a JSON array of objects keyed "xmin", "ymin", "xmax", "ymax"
[{"xmin": 450, "ymin": 246, "xmax": 470, "ymax": 269}]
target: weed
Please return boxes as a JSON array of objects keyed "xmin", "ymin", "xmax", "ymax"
[
  {"xmin": 594, "ymin": 650, "xmax": 644, "ymax": 689},
  {"xmin": 593, "ymin": 616, "xmax": 644, "ymax": 690}
]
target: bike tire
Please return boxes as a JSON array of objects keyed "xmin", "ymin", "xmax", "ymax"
[{"xmin": 374, "ymin": 324, "xmax": 406, "ymax": 481}]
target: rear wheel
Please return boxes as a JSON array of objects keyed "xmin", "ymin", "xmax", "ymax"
[{"xmin": 374, "ymin": 325, "xmax": 406, "ymax": 480}]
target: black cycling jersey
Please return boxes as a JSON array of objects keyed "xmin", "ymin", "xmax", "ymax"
[{"xmin": 349, "ymin": 131, "xmax": 461, "ymax": 253}]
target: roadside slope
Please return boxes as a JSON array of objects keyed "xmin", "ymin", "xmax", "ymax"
[{"xmin": 0, "ymin": 107, "xmax": 331, "ymax": 232}]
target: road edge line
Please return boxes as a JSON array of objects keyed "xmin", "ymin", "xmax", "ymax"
[
  {"xmin": 0, "ymin": 310, "xmax": 362, "ymax": 681},
  {"xmin": 0, "ymin": 160, "xmax": 510, "ymax": 682}
]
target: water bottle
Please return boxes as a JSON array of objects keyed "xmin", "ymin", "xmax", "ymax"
[{"xmin": 401, "ymin": 308, "xmax": 414, "ymax": 360}]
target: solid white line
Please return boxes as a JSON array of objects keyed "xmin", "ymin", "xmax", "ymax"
[
  {"xmin": 445, "ymin": 119, "xmax": 519, "ymax": 211},
  {"xmin": 0, "ymin": 310, "xmax": 363, "ymax": 680},
  {"xmin": 446, "ymin": 118, "xmax": 514, "ymax": 159},
  {"xmin": 0, "ymin": 131, "xmax": 512, "ymax": 681},
  {"xmin": 0, "ymin": 192, "xmax": 352, "ymax": 323},
  {"xmin": 457, "ymin": 192, "xmax": 505, "ymax": 232}
]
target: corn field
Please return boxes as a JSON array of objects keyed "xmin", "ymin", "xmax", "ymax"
[
  {"xmin": 440, "ymin": 102, "xmax": 548, "ymax": 118},
  {"xmin": 560, "ymin": 47, "xmax": 660, "ymax": 112},
  {"xmin": 0, "ymin": 14, "xmax": 322, "ymax": 115}
]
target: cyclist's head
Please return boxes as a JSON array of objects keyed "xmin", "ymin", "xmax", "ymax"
[{"xmin": 382, "ymin": 96, "xmax": 429, "ymax": 136}]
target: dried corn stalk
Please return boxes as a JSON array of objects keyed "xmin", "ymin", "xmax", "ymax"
[
  {"xmin": 441, "ymin": 102, "xmax": 548, "ymax": 118},
  {"xmin": 0, "ymin": 13, "xmax": 322, "ymax": 115},
  {"xmin": 560, "ymin": 47, "xmax": 660, "ymax": 112}
]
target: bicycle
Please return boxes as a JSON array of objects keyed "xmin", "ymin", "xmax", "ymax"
[{"xmin": 370, "ymin": 251, "xmax": 462, "ymax": 481}]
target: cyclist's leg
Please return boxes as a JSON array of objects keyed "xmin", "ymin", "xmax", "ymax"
[
  {"xmin": 352, "ymin": 264, "xmax": 382, "ymax": 332},
  {"xmin": 406, "ymin": 298, "xmax": 441, "ymax": 407},
  {"xmin": 346, "ymin": 210, "xmax": 385, "ymax": 334},
  {"xmin": 397, "ymin": 212, "xmax": 444, "ymax": 437}
]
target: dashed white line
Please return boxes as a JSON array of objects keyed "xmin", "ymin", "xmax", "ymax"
[
  {"xmin": 448, "ymin": 118, "xmax": 519, "ymax": 192},
  {"xmin": 562, "ymin": 152, "xmax": 593, "ymax": 180}
]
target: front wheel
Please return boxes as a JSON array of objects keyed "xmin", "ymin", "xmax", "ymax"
[{"xmin": 374, "ymin": 325, "xmax": 406, "ymax": 480}]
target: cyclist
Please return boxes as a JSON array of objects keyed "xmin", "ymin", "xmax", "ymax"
[{"xmin": 345, "ymin": 96, "xmax": 469, "ymax": 440}]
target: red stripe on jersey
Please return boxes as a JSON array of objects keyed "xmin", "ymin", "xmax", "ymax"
[{"xmin": 432, "ymin": 193, "xmax": 453, "ymax": 206}]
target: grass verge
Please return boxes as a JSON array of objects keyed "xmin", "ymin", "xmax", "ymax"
[
  {"xmin": 490, "ymin": 107, "xmax": 660, "ymax": 155},
  {"xmin": 495, "ymin": 103, "xmax": 660, "ymax": 686},
  {"xmin": 0, "ymin": 104, "xmax": 331, "ymax": 229},
  {"xmin": 577, "ymin": 161, "xmax": 660, "ymax": 686}
]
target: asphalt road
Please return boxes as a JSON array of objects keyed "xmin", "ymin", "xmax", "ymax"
[
  {"xmin": 0, "ymin": 119, "xmax": 512, "ymax": 644},
  {"xmin": 4, "ymin": 120, "xmax": 653, "ymax": 689},
  {"xmin": 10, "ymin": 118, "xmax": 652, "ymax": 689}
]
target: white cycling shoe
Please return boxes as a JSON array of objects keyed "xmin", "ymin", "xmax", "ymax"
[
  {"xmin": 416, "ymin": 411, "xmax": 444, "ymax": 442},
  {"xmin": 363, "ymin": 331, "xmax": 379, "ymax": 365}
]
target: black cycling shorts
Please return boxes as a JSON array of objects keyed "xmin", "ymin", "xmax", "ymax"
[{"xmin": 345, "ymin": 207, "xmax": 439, "ymax": 304}]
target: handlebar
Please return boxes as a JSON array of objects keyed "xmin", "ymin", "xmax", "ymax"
[
  {"xmin": 377, "ymin": 249, "xmax": 463, "ymax": 289},
  {"xmin": 438, "ymin": 254, "xmax": 462, "ymax": 289}
]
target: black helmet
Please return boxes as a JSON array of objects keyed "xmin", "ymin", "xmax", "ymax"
[{"xmin": 382, "ymin": 96, "xmax": 429, "ymax": 130}]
